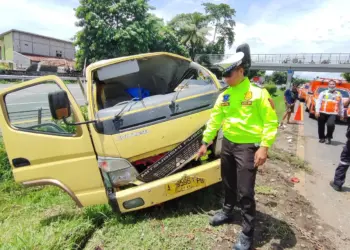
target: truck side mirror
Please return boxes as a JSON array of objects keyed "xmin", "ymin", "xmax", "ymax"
[{"xmin": 48, "ymin": 90, "xmax": 71, "ymax": 120}]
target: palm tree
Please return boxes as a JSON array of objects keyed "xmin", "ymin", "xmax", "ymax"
[{"xmin": 169, "ymin": 13, "xmax": 211, "ymax": 60}]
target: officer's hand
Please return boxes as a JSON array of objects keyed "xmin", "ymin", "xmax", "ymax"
[
  {"xmin": 340, "ymin": 116, "xmax": 345, "ymax": 121},
  {"xmin": 196, "ymin": 145, "xmax": 207, "ymax": 161},
  {"xmin": 254, "ymin": 147, "xmax": 268, "ymax": 167},
  {"xmin": 315, "ymin": 112, "xmax": 320, "ymax": 119}
]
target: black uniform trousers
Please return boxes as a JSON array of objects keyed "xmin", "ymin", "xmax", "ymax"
[
  {"xmin": 221, "ymin": 137, "xmax": 258, "ymax": 237},
  {"xmin": 318, "ymin": 113, "xmax": 336, "ymax": 139},
  {"xmin": 334, "ymin": 139, "xmax": 350, "ymax": 188}
]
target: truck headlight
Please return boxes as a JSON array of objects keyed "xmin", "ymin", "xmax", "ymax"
[{"xmin": 98, "ymin": 157, "xmax": 138, "ymax": 187}]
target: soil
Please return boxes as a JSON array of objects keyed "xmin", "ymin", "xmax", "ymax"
[{"xmin": 211, "ymin": 124, "xmax": 338, "ymax": 250}]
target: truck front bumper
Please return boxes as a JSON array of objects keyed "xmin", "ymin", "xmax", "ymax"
[{"xmin": 112, "ymin": 159, "xmax": 221, "ymax": 213}]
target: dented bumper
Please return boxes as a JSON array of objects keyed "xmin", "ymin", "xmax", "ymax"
[{"xmin": 113, "ymin": 159, "xmax": 221, "ymax": 213}]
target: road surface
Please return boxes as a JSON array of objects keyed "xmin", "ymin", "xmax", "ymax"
[
  {"xmin": 0, "ymin": 83, "xmax": 86, "ymax": 134},
  {"xmin": 302, "ymin": 108, "xmax": 350, "ymax": 244}
]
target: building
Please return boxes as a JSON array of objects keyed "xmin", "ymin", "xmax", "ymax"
[{"xmin": 0, "ymin": 29, "xmax": 76, "ymax": 70}]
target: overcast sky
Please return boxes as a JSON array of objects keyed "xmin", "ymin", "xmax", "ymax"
[{"xmin": 1, "ymin": 0, "xmax": 349, "ymax": 79}]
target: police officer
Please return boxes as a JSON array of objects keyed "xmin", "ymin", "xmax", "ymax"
[
  {"xmin": 330, "ymin": 98, "xmax": 350, "ymax": 191},
  {"xmin": 196, "ymin": 44, "xmax": 278, "ymax": 250}
]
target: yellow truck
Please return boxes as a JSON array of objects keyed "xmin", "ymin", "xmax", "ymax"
[{"xmin": 0, "ymin": 51, "xmax": 235, "ymax": 213}]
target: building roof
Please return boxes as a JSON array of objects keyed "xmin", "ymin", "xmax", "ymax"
[
  {"xmin": 0, "ymin": 29, "xmax": 73, "ymax": 44},
  {"xmin": 23, "ymin": 54, "xmax": 75, "ymax": 68}
]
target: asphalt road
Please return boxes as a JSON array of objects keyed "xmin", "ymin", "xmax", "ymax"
[
  {"xmin": 302, "ymin": 108, "xmax": 350, "ymax": 242},
  {"xmin": 0, "ymin": 83, "xmax": 86, "ymax": 133}
]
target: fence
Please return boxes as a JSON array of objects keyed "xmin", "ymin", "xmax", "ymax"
[
  {"xmin": 9, "ymin": 108, "xmax": 52, "ymax": 126},
  {"xmin": 194, "ymin": 53, "xmax": 350, "ymax": 66}
]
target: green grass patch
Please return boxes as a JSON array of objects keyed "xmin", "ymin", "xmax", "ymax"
[
  {"xmin": 269, "ymin": 147, "xmax": 312, "ymax": 173},
  {"xmin": 0, "ymin": 136, "xmax": 224, "ymax": 250},
  {"xmin": 271, "ymin": 90, "xmax": 285, "ymax": 119},
  {"xmin": 0, "ymin": 178, "xmax": 224, "ymax": 249},
  {"xmin": 255, "ymin": 185, "xmax": 277, "ymax": 196}
]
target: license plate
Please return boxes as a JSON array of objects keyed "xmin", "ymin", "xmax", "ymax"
[{"xmin": 166, "ymin": 176, "xmax": 206, "ymax": 195}]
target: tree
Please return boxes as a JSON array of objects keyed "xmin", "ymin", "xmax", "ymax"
[
  {"xmin": 168, "ymin": 3, "xmax": 236, "ymax": 60},
  {"xmin": 168, "ymin": 12, "xmax": 211, "ymax": 60},
  {"xmin": 292, "ymin": 77, "xmax": 309, "ymax": 86},
  {"xmin": 271, "ymin": 71, "xmax": 287, "ymax": 85},
  {"xmin": 202, "ymin": 3, "xmax": 235, "ymax": 48},
  {"xmin": 341, "ymin": 73, "xmax": 350, "ymax": 82},
  {"xmin": 74, "ymin": 0, "xmax": 187, "ymax": 69},
  {"xmin": 247, "ymin": 70, "xmax": 265, "ymax": 79}
]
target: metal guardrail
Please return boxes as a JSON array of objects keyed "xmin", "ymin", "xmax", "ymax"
[
  {"xmin": 9, "ymin": 108, "xmax": 51, "ymax": 125},
  {"xmin": 0, "ymin": 75, "xmax": 86, "ymax": 81},
  {"xmin": 195, "ymin": 53, "xmax": 350, "ymax": 65}
]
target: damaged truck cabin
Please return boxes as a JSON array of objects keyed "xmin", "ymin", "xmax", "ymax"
[{"xmin": 0, "ymin": 52, "xmax": 225, "ymax": 213}]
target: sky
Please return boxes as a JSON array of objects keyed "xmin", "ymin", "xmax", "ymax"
[{"xmin": 1, "ymin": 0, "xmax": 349, "ymax": 79}]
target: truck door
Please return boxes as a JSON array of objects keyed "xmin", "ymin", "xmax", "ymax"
[{"xmin": 0, "ymin": 76, "xmax": 107, "ymax": 207}]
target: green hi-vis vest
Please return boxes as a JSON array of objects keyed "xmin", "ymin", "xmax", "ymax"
[{"xmin": 202, "ymin": 77, "xmax": 279, "ymax": 148}]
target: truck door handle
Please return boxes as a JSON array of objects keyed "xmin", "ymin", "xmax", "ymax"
[{"xmin": 12, "ymin": 158, "xmax": 31, "ymax": 168}]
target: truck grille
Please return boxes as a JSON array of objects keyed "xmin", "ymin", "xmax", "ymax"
[{"xmin": 137, "ymin": 126, "xmax": 205, "ymax": 183}]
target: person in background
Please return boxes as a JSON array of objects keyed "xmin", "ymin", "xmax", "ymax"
[
  {"xmin": 315, "ymin": 80, "xmax": 344, "ymax": 144},
  {"xmin": 279, "ymin": 84, "xmax": 299, "ymax": 128},
  {"xmin": 330, "ymin": 98, "xmax": 350, "ymax": 191},
  {"xmin": 196, "ymin": 44, "xmax": 278, "ymax": 250}
]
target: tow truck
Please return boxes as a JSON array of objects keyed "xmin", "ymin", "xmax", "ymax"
[{"xmin": 305, "ymin": 78, "xmax": 350, "ymax": 119}]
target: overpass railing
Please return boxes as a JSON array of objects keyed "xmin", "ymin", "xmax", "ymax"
[{"xmin": 194, "ymin": 53, "xmax": 350, "ymax": 65}]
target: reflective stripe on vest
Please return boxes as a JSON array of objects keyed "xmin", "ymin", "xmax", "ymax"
[{"xmin": 320, "ymin": 91, "xmax": 341, "ymax": 114}]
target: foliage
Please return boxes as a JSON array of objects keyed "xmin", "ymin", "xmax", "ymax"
[
  {"xmin": 265, "ymin": 83, "xmax": 277, "ymax": 95},
  {"xmin": 168, "ymin": 12, "xmax": 211, "ymax": 60},
  {"xmin": 271, "ymin": 72, "xmax": 287, "ymax": 85},
  {"xmin": 202, "ymin": 2, "xmax": 235, "ymax": 47},
  {"xmin": 271, "ymin": 89, "xmax": 285, "ymax": 119},
  {"xmin": 247, "ymin": 70, "xmax": 266, "ymax": 79},
  {"xmin": 74, "ymin": 0, "xmax": 187, "ymax": 69},
  {"xmin": 0, "ymin": 139, "xmax": 11, "ymax": 182},
  {"xmin": 168, "ymin": 2, "xmax": 236, "ymax": 60},
  {"xmin": 292, "ymin": 77, "xmax": 309, "ymax": 86},
  {"xmin": 53, "ymin": 106, "xmax": 88, "ymax": 134},
  {"xmin": 341, "ymin": 73, "xmax": 350, "ymax": 82},
  {"xmin": 149, "ymin": 25, "xmax": 189, "ymax": 57},
  {"xmin": 280, "ymin": 86, "xmax": 286, "ymax": 91}
]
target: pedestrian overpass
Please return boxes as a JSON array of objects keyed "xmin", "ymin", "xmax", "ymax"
[{"xmin": 194, "ymin": 53, "xmax": 350, "ymax": 73}]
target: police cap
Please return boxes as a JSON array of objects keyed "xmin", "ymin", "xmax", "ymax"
[{"xmin": 221, "ymin": 52, "xmax": 245, "ymax": 77}]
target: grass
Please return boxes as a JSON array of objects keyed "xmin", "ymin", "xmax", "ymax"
[
  {"xmin": 0, "ymin": 139, "xmax": 225, "ymax": 249},
  {"xmin": 268, "ymin": 147, "xmax": 312, "ymax": 173},
  {"xmin": 255, "ymin": 185, "xmax": 277, "ymax": 196},
  {"xmin": 271, "ymin": 89, "xmax": 285, "ymax": 119},
  {"xmin": 0, "ymin": 180, "xmax": 225, "ymax": 250}
]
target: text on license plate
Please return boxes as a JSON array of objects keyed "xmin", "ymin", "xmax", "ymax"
[{"xmin": 166, "ymin": 176, "xmax": 206, "ymax": 195}]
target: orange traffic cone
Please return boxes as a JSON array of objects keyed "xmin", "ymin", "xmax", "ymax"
[{"xmin": 293, "ymin": 103, "xmax": 304, "ymax": 122}]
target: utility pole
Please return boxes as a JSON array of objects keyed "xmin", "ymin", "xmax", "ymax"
[{"xmin": 286, "ymin": 69, "xmax": 294, "ymax": 89}]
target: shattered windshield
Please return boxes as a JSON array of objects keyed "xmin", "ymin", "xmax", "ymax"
[{"xmin": 93, "ymin": 55, "xmax": 217, "ymax": 119}]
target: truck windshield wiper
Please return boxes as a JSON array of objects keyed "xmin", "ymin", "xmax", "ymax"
[
  {"xmin": 114, "ymin": 98, "xmax": 140, "ymax": 120},
  {"xmin": 169, "ymin": 75, "xmax": 194, "ymax": 112}
]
